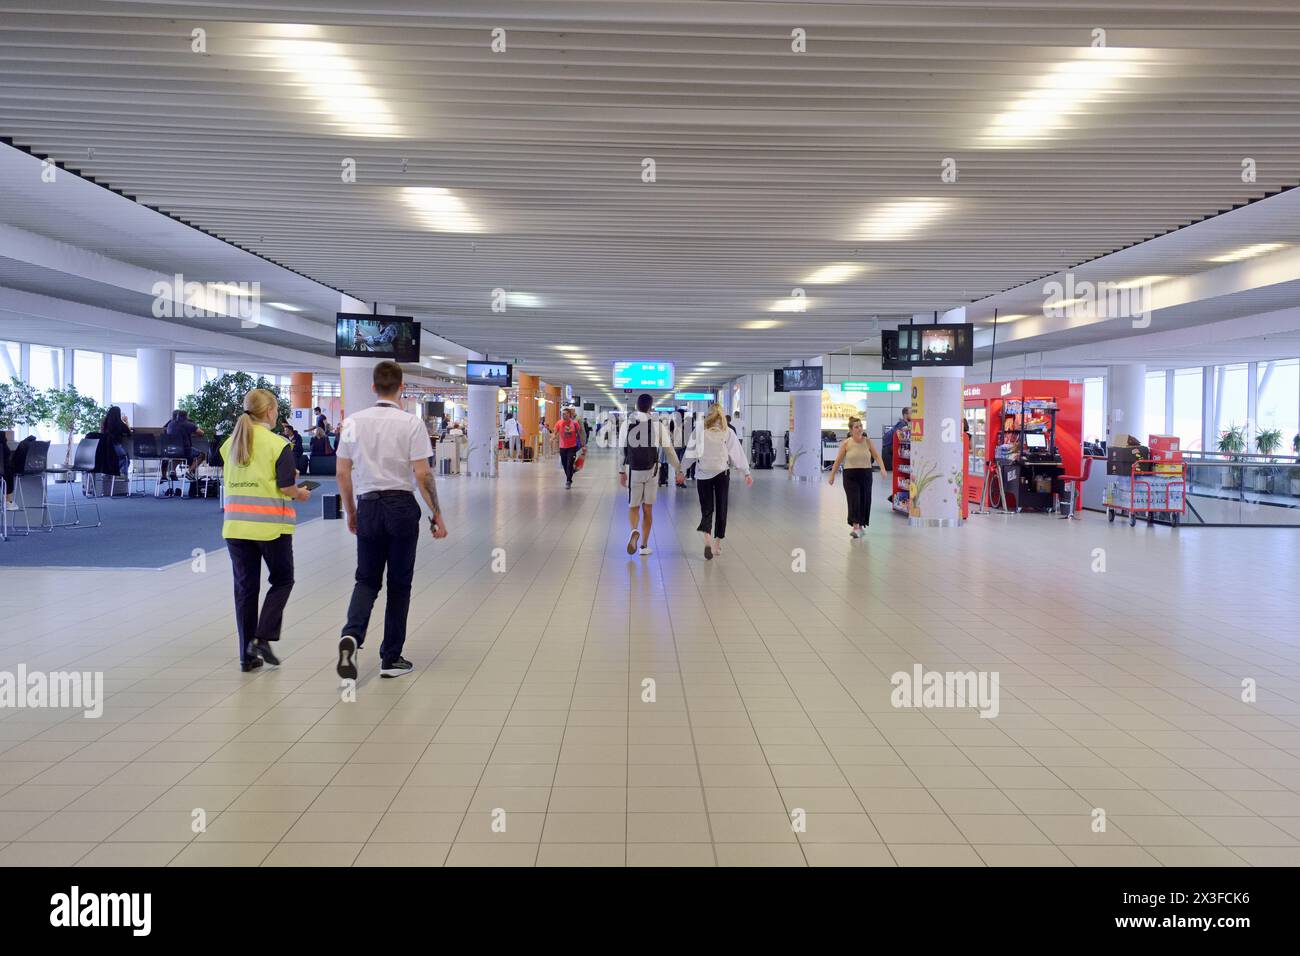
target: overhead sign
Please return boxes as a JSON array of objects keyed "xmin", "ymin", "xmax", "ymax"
[
  {"xmin": 613, "ymin": 361, "xmax": 674, "ymax": 390},
  {"xmin": 674, "ymin": 391, "xmax": 716, "ymax": 401},
  {"xmin": 841, "ymin": 381, "xmax": 903, "ymax": 393}
]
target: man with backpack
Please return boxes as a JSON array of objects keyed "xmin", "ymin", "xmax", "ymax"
[{"xmin": 618, "ymin": 393, "xmax": 684, "ymax": 556}]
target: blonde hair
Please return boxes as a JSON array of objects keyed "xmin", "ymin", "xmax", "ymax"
[
  {"xmin": 704, "ymin": 404, "xmax": 726, "ymax": 430},
  {"xmin": 229, "ymin": 388, "xmax": 279, "ymax": 467},
  {"xmin": 847, "ymin": 416, "xmax": 863, "ymax": 433}
]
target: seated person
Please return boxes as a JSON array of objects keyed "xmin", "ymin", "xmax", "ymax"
[
  {"xmin": 309, "ymin": 426, "xmax": 335, "ymax": 457},
  {"xmin": 280, "ymin": 422, "xmax": 304, "ymax": 457},
  {"xmin": 163, "ymin": 409, "xmax": 206, "ymax": 481},
  {"xmin": 94, "ymin": 405, "xmax": 132, "ymax": 478}
]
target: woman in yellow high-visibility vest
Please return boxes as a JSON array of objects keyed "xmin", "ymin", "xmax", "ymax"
[{"xmin": 221, "ymin": 388, "xmax": 312, "ymax": 672}]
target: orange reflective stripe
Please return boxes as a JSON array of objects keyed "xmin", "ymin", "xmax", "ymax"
[{"xmin": 224, "ymin": 503, "xmax": 295, "ymax": 516}]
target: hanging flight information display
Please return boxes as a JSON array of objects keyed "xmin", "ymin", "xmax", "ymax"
[{"xmin": 613, "ymin": 361, "xmax": 674, "ymax": 390}]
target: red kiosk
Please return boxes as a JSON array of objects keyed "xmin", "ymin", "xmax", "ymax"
[{"xmin": 963, "ymin": 379, "xmax": 1083, "ymax": 512}]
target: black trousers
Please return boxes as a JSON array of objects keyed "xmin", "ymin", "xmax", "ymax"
[
  {"xmin": 559, "ymin": 446, "xmax": 578, "ymax": 481},
  {"xmin": 343, "ymin": 492, "xmax": 421, "ymax": 664},
  {"xmin": 696, "ymin": 471, "xmax": 731, "ymax": 538},
  {"xmin": 228, "ymin": 534, "xmax": 295, "ymax": 663},
  {"xmin": 842, "ymin": 467, "xmax": 873, "ymax": 526}
]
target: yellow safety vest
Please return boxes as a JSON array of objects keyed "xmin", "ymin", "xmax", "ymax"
[{"xmin": 221, "ymin": 424, "xmax": 295, "ymax": 541}]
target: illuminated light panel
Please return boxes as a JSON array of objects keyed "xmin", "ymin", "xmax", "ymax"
[
  {"xmin": 742, "ymin": 320, "xmax": 781, "ymax": 330},
  {"xmin": 980, "ymin": 51, "xmax": 1150, "ymax": 147},
  {"xmin": 1111, "ymin": 275, "xmax": 1169, "ymax": 289},
  {"xmin": 803, "ymin": 262, "xmax": 864, "ymax": 285},
  {"xmin": 769, "ymin": 296, "xmax": 812, "ymax": 312},
  {"xmin": 401, "ymin": 186, "xmax": 483, "ymax": 233},
  {"xmin": 266, "ymin": 36, "xmax": 402, "ymax": 138},
  {"xmin": 1207, "ymin": 242, "xmax": 1288, "ymax": 263},
  {"xmin": 854, "ymin": 198, "xmax": 948, "ymax": 241},
  {"xmin": 507, "ymin": 292, "xmax": 542, "ymax": 308},
  {"xmin": 267, "ymin": 301, "xmax": 303, "ymax": 311}
]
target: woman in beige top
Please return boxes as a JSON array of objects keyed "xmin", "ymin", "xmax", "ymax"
[{"xmin": 828, "ymin": 416, "xmax": 889, "ymax": 538}]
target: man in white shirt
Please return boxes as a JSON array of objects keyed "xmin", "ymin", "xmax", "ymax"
[{"xmin": 335, "ymin": 361, "xmax": 448, "ymax": 680}]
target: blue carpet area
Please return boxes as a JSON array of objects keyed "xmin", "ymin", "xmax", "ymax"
[{"xmin": 0, "ymin": 479, "xmax": 338, "ymax": 569}]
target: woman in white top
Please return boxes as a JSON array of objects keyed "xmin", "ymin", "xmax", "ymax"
[{"xmin": 682, "ymin": 404, "xmax": 753, "ymax": 560}]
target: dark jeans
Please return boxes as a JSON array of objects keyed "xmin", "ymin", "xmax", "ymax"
[
  {"xmin": 229, "ymin": 534, "xmax": 295, "ymax": 663},
  {"xmin": 842, "ymin": 467, "xmax": 873, "ymax": 526},
  {"xmin": 696, "ymin": 471, "xmax": 731, "ymax": 538},
  {"xmin": 343, "ymin": 492, "xmax": 421, "ymax": 664},
  {"xmin": 559, "ymin": 446, "xmax": 578, "ymax": 482}
]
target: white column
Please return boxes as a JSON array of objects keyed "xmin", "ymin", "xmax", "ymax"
[
  {"xmin": 466, "ymin": 351, "xmax": 498, "ymax": 477},
  {"xmin": 136, "ymin": 348, "xmax": 174, "ymax": 427},
  {"xmin": 789, "ymin": 356, "xmax": 823, "ymax": 481},
  {"xmin": 907, "ymin": 365, "xmax": 965, "ymax": 527},
  {"xmin": 1106, "ymin": 364, "xmax": 1146, "ymax": 442},
  {"xmin": 339, "ymin": 295, "xmax": 383, "ymax": 419}
]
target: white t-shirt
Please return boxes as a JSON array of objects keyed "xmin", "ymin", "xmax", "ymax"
[
  {"xmin": 336, "ymin": 401, "xmax": 430, "ymax": 496},
  {"xmin": 503, "ymin": 418, "xmax": 521, "ymax": 437}
]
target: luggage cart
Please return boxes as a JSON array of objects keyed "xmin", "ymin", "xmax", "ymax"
[{"xmin": 1106, "ymin": 459, "xmax": 1185, "ymax": 528}]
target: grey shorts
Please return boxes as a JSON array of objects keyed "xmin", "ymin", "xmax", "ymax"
[{"xmin": 627, "ymin": 467, "xmax": 658, "ymax": 507}]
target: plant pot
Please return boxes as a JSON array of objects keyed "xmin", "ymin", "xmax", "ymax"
[{"xmin": 1290, "ymin": 477, "xmax": 1300, "ymax": 496}]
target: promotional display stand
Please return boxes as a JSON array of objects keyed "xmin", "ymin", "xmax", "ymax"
[
  {"xmin": 891, "ymin": 426, "xmax": 911, "ymax": 515},
  {"xmin": 963, "ymin": 379, "xmax": 1083, "ymax": 513}
]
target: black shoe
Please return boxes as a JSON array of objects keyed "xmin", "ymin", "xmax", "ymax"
[
  {"xmin": 337, "ymin": 636, "xmax": 358, "ymax": 680},
  {"xmin": 252, "ymin": 639, "xmax": 280, "ymax": 666},
  {"xmin": 380, "ymin": 657, "xmax": 413, "ymax": 678},
  {"xmin": 240, "ymin": 657, "xmax": 263, "ymax": 673},
  {"xmin": 565, "ymin": 480, "xmax": 572, "ymax": 489}
]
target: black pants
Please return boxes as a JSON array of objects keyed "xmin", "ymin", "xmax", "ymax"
[
  {"xmin": 559, "ymin": 446, "xmax": 578, "ymax": 482},
  {"xmin": 696, "ymin": 471, "xmax": 731, "ymax": 538},
  {"xmin": 842, "ymin": 467, "xmax": 873, "ymax": 526},
  {"xmin": 229, "ymin": 534, "xmax": 295, "ymax": 664},
  {"xmin": 343, "ymin": 492, "xmax": 421, "ymax": 664}
]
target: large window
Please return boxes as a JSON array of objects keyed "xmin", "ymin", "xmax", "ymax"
[
  {"xmin": 1172, "ymin": 367, "xmax": 1203, "ymax": 451},
  {"xmin": 175, "ymin": 363, "xmax": 195, "ymax": 405},
  {"xmin": 29, "ymin": 345, "xmax": 63, "ymax": 392},
  {"xmin": 0, "ymin": 341, "xmax": 19, "ymax": 380},
  {"xmin": 1145, "ymin": 369, "xmax": 1167, "ymax": 436},
  {"xmin": 1082, "ymin": 377, "xmax": 1103, "ymax": 442},
  {"xmin": 1257, "ymin": 359, "xmax": 1299, "ymax": 455},
  {"xmin": 73, "ymin": 350, "xmax": 104, "ymax": 406},
  {"xmin": 110, "ymin": 354, "xmax": 137, "ymax": 405},
  {"xmin": 1210, "ymin": 363, "xmax": 1250, "ymax": 445}
]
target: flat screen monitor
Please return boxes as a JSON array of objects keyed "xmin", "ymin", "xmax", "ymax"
[
  {"xmin": 335, "ymin": 314, "xmax": 421, "ymax": 362},
  {"xmin": 423, "ymin": 400, "xmax": 445, "ymax": 420},
  {"xmin": 1024, "ymin": 433, "xmax": 1047, "ymax": 449},
  {"xmin": 774, "ymin": 366, "xmax": 823, "ymax": 392},
  {"xmin": 464, "ymin": 361, "xmax": 512, "ymax": 387},
  {"xmin": 894, "ymin": 323, "xmax": 974, "ymax": 367},
  {"xmin": 583, "ymin": 402, "xmax": 596, "ymax": 411},
  {"xmin": 613, "ymin": 361, "xmax": 674, "ymax": 390},
  {"xmin": 881, "ymin": 328, "xmax": 910, "ymax": 370}
]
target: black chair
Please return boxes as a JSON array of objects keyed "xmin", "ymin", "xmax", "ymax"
[
  {"xmin": 128, "ymin": 431, "xmax": 164, "ymax": 497},
  {"xmin": 40, "ymin": 438, "xmax": 102, "ymax": 529},
  {"xmin": 158, "ymin": 436, "xmax": 192, "ymax": 497}
]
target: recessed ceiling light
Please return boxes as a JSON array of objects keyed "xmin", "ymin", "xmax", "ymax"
[
  {"xmin": 979, "ymin": 51, "xmax": 1149, "ymax": 148},
  {"xmin": 742, "ymin": 320, "xmax": 780, "ymax": 330},
  {"xmin": 401, "ymin": 186, "xmax": 482, "ymax": 233},
  {"xmin": 1207, "ymin": 242, "xmax": 1288, "ymax": 263},
  {"xmin": 507, "ymin": 292, "xmax": 542, "ymax": 308},
  {"xmin": 553, "ymin": 345, "xmax": 579, "ymax": 351},
  {"xmin": 699, "ymin": 361, "xmax": 720, "ymax": 367},
  {"xmin": 769, "ymin": 297, "xmax": 811, "ymax": 313},
  {"xmin": 267, "ymin": 302, "xmax": 304, "ymax": 312},
  {"xmin": 209, "ymin": 283, "xmax": 254, "ymax": 297},
  {"xmin": 803, "ymin": 263, "xmax": 864, "ymax": 285},
  {"xmin": 854, "ymin": 198, "xmax": 948, "ymax": 241},
  {"xmin": 1111, "ymin": 275, "xmax": 1169, "ymax": 290},
  {"xmin": 428, "ymin": 355, "xmax": 446, "ymax": 360},
  {"xmin": 266, "ymin": 36, "xmax": 402, "ymax": 138}
]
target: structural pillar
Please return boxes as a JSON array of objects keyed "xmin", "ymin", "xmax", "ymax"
[
  {"xmin": 907, "ymin": 365, "xmax": 965, "ymax": 526},
  {"xmin": 1106, "ymin": 364, "xmax": 1146, "ymax": 442},
  {"xmin": 466, "ymin": 352, "xmax": 499, "ymax": 477},
  {"xmin": 136, "ymin": 348, "xmax": 174, "ymax": 427},
  {"xmin": 789, "ymin": 357, "xmax": 823, "ymax": 481},
  {"xmin": 289, "ymin": 372, "xmax": 313, "ymax": 410},
  {"xmin": 518, "ymin": 372, "xmax": 540, "ymax": 455},
  {"xmin": 544, "ymin": 383, "xmax": 562, "ymax": 430}
]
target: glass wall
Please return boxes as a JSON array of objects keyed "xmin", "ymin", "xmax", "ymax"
[
  {"xmin": 110, "ymin": 354, "xmax": 137, "ymax": 404},
  {"xmin": 74, "ymin": 350, "xmax": 104, "ymax": 405},
  {"xmin": 1145, "ymin": 369, "xmax": 1167, "ymax": 435},
  {"xmin": 175, "ymin": 363, "xmax": 195, "ymax": 405},
  {"xmin": 1257, "ymin": 359, "xmax": 1300, "ymax": 454},
  {"xmin": 1172, "ymin": 367, "xmax": 1203, "ymax": 452},
  {"xmin": 1210, "ymin": 363, "xmax": 1250, "ymax": 445},
  {"xmin": 1082, "ymin": 377, "xmax": 1103, "ymax": 442},
  {"xmin": 0, "ymin": 341, "xmax": 19, "ymax": 380}
]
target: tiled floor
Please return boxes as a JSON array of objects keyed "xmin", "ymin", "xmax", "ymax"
[{"xmin": 1, "ymin": 449, "xmax": 1298, "ymax": 867}]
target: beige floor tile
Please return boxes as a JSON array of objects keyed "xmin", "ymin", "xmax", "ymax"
[
  {"xmin": 263, "ymin": 843, "xmax": 364, "ymax": 867},
  {"xmin": 890, "ymin": 844, "xmax": 985, "ymax": 866},
  {"xmin": 869, "ymin": 813, "xmax": 966, "ymax": 844},
  {"xmin": 626, "ymin": 843, "xmax": 716, "ymax": 867},
  {"xmin": 196, "ymin": 812, "xmax": 300, "ymax": 843},
  {"xmin": 354, "ymin": 842, "xmax": 451, "ymax": 866},
  {"xmin": 627, "ymin": 812, "xmax": 712, "ymax": 843},
  {"xmin": 75, "ymin": 842, "xmax": 186, "ymax": 867},
  {"xmin": 538, "ymin": 843, "xmax": 626, "ymax": 866},
  {"xmin": 714, "ymin": 843, "xmax": 807, "ymax": 866},
  {"xmin": 444, "ymin": 843, "xmax": 538, "ymax": 866},
  {"xmin": 169, "ymin": 842, "xmax": 275, "ymax": 866}
]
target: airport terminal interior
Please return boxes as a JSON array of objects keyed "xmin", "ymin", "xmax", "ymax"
[{"xmin": 2, "ymin": 1, "xmax": 1300, "ymax": 870}]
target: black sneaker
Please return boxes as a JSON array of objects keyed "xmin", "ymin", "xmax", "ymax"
[
  {"xmin": 252, "ymin": 639, "xmax": 280, "ymax": 666},
  {"xmin": 380, "ymin": 657, "xmax": 413, "ymax": 679},
  {"xmin": 240, "ymin": 656, "xmax": 263, "ymax": 673},
  {"xmin": 337, "ymin": 636, "xmax": 358, "ymax": 680}
]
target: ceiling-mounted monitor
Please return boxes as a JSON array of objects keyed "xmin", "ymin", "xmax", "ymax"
[
  {"xmin": 774, "ymin": 366, "xmax": 823, "ymax": 392},
  {"xmin": 613, "ymin": 361, "xmax": 674, "ymax": 390},
  {"xmin": 336, "ymin": 314, "xmax": 421, "ymax": 362}
]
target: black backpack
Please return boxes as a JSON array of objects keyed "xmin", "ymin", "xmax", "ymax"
[{"xmin": 625, "ymin": 418, "xmax": 660, "ymax": 471}]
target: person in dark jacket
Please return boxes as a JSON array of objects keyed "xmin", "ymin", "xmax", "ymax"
[
  {"xmin": 94, "ymin": 406, "xmax": 132, "ymax": 478},
  {"xmin": 280, "ymin": 422, "xmax": 304, "ymax": 457},
  {"xmin": 309, "ymin": 426, "xmax": 335, "ymax": 457}
]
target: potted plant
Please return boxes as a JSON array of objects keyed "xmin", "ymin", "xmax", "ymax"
[
  {"xmin": 179, "ymin": 372, "xmax": 290, "ymax": 462},
  {"xmin": 40, "ymin": 385, "xmax": 105, "ymax": 476},
  {"xmin": 1254, "ymin": 426, "xmax": 1283, "ymax": 494},
  {"xmin": 0, "ymin": 378, "xmax": 46, "ymax": 439},
  {"xmin": 1216, "ymin": 423, "xmax": 1246, "ymax": 490}
]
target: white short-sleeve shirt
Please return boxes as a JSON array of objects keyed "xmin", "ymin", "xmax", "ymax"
[{"xmin": 336, "ymin": 401, "xmax": 430, "ymax": 496}]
